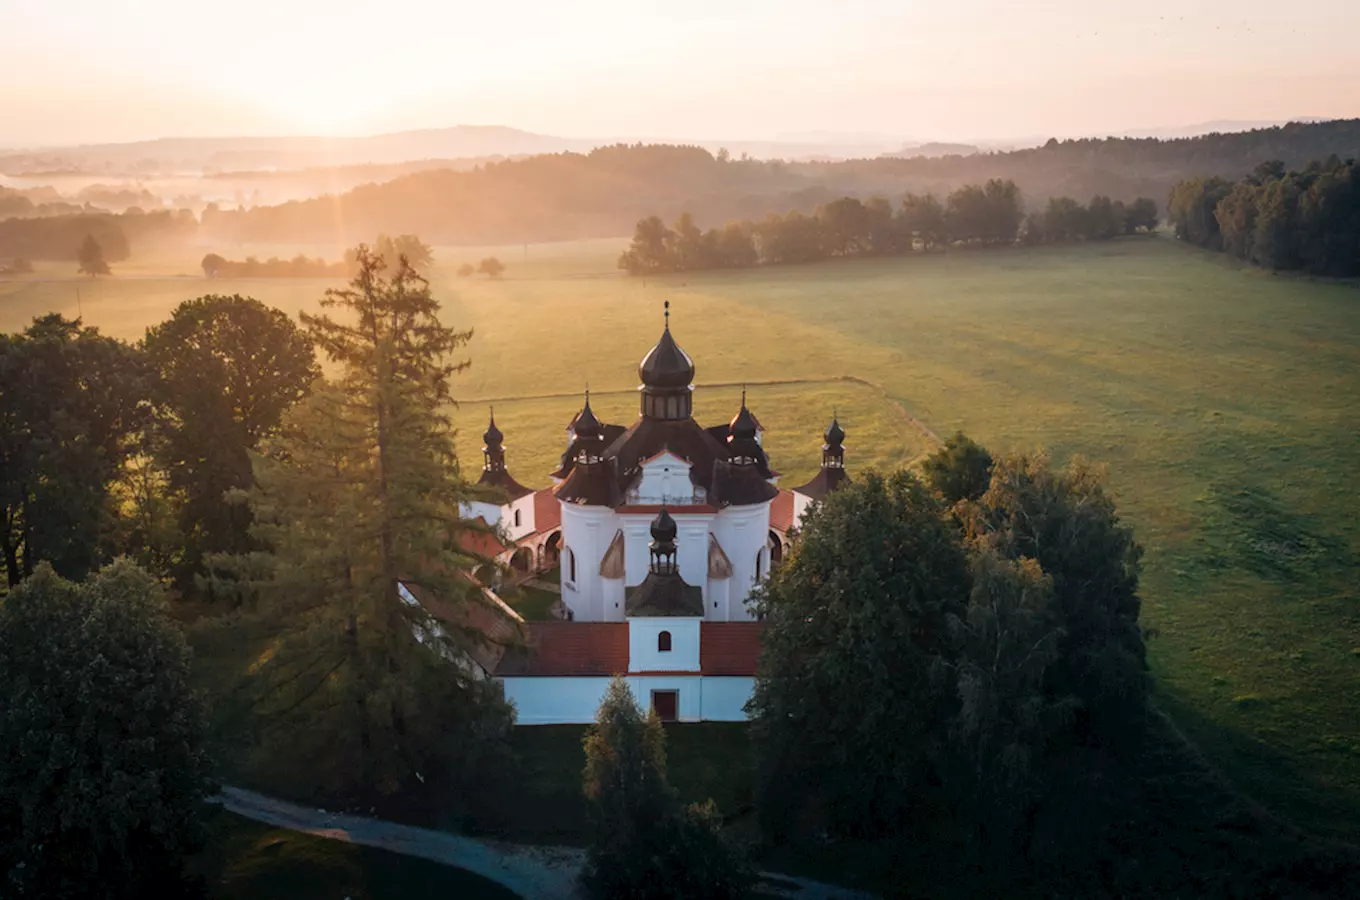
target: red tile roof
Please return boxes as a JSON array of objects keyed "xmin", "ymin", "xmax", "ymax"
[
  {"xmin": 456, "ymin": 520, "xmax": 508, "ymax": 558},
  {"xmin": 769, "ymin": 489, "xmax": 796, "ymax": 533},
  {"xmin": 496, "ymin": 621, "xmax": 629, "ymax": 676},
  {"xmin": 533, "ymin": 489, "xmax": 561, "ymax": 535},
  {"xmin": 700, "ymin": 622, "xmax": 765, "ymax": 675}
]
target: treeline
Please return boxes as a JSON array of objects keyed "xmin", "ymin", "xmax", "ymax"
[
  {"xmin": 619, "ymin": 184, "xmax": 1157, "ymax": 274},
  {"xmin": 201, "ymin": 252, "xmax": 348, "ymax": 278},
  {"xmin": 0, "ymin": 209, "xmax": 196, "ymax": 261},
  {"xmin": 0, "ymin": 185, "xmax": 93, "ymax": 219},
  {"xmin": 195, "ymin": 119, "xmax": 1358, "ymax": 246},
  {"xmin": 1169, "ymin": 156, "xmax": 1360, "ymax": 276}
]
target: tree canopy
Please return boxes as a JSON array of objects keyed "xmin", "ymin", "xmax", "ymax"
[
  {"xmin": 143, "ymin": 295, "xmax": 318, "ymax": 588},
  {"xmin": 0, "ymin": 315, "xmax": 147, "ymax": 586},
  {"xmin": 230, "ymin": 247, "xmax": 514, "ymax": 803},
  {"xmin": 76, "ymin": 233, "xmax": 110, "ymax": 277},
  {"xmin": 747, "ymin": 469, "xmax": 970, "ymax": 839},
  {"xmin": 0, "ymin": 561, "xmax": 213, "ymax": 899},
  {"xmin": 582, "ymin": 677, "xmax": 751, "ymax": 900}
]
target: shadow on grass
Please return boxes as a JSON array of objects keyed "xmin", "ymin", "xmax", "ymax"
[{"xmin": 1155, "ymin": 686, "xmax": 1360, "ymax": 841}]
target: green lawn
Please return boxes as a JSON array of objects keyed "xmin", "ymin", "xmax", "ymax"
[
  {"xmin": 189, "ymin": 808, "xmax": 518, "ymax": 900},
  {"xmin": 10, "ymin": 234, "xmax": 1360, "ymax": 839}
]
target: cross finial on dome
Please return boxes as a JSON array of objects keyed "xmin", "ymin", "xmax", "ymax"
[{"xmin": 664, "ymin": 299, "xmax": 670, "ymax": 329}]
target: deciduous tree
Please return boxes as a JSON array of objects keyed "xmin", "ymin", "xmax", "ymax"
[
  {"xmin": 748, "ymin": 470, "xmax": 969, "ymax": 840},
  {"xmin": 77, "ymin": 233, "xmax": 110, "ymax": 277},
  {"xmin": 0, "ymin": 561, "xmax": 213, "ymax": 899},
  {"xmin": 0, "ymin": 315, "xmax": 147, "ymax": 586},
  {"xmin": 922, "ymin": 431, "xmax": 994, "ymax": 505},
  {"xmin": 143, "ymin": 295, "xmax": 318, "ymax": 589}
]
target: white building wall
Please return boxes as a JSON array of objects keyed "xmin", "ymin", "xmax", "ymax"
[
  {"xmin": 700, "ymin": 677, "xmax": 756, "ymax": 721},
  {"xmin": 602, "ymin": 576, "xmax": 626, "ymax": 621},
  {"xmin": 709, "ymin": 501, "xmax": 772, "ymax": 621},
  {"xmin": 500, "ymin": 675, "xmax": 755, "ymax": 725},
  {"xmin": 705, "ymin": 575, "xmax": 730, "ymax": 620},
  {"xmin": 792, "ymin": 492, "xmax": 816, "ymax": 530},
  {"xmin": 560, "ymin": 504, "xmax": 615, "ymax": 621},
  {"xmin": 503, "ymin": 492, "xmax": 537, "ymax": 541},
  {"xmin": 629, "ymin": 618, "xmax": 700, "ymax": 671},
  {"xmin": 461, "ymin": 500, "xmax": 504, "ymax": 529}
]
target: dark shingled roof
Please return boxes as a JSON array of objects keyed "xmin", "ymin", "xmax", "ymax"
[
  {"xmin": 625, "ymin": 572, "xmax": 704, "ymax": 617},
  {"xmin": 554, "ymin": 458, "xmax": 623, "ymax": 506},
  {"xmin": 477, "ymin": 467, "xmax": 534, "ymax": 502},
  {"xmin": 710, "ymin": 459, "xmax": 780, "ymax": 506},
  {"xmin": 793, "ymin": 466, "xmax": 850, "ymax": 501}
]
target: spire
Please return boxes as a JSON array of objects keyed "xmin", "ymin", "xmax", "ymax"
[
  {"xmin": 728, "ymin": 386, "xmax": 762, "ymax": 465},
  {"xmin": 638, "ymin": 301, "xmax": 696, "ymax": 419},
  {"xmin": 822, "ymin": 413, "xmax": 845, "ymax": 469},
  {"xmin": 649, "ymin": 506, "xmax": 678, "ymax": 575},
  {"xmin": 482, "ymin": 406, "xmax": 505, "ymax": 472},
  {"xmin": 573, "ymin": 389, "xmax": 604, "ymax": 463}
]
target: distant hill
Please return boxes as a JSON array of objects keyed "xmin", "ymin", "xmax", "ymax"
[
  {"xmin": 198, "ymin": 119, "xmax": 1360, "ymax": 247},
  {"xmin": 0, "ymin": 126, "xmax": 597, "ymax": 175},
  {"xmin": 881, "ymin": 142, "xmax": 980, "ymax": 159}
]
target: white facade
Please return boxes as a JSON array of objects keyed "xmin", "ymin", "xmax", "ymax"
[
  {"xmin": 502, "ymin": 675, "xmax": 754, "ymax": 725},
  {"xmin": 462, "ymin": 489, "xmax": 537, "ymax": 542}
]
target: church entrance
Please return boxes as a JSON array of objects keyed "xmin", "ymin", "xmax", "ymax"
[{"xmin": 651, "ymin": 690, "xmax": 678, "ymax": 723}]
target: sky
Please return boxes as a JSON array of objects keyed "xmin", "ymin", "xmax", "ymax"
[{"xmin": 2, "ymin": 0, "xmax": 1358, "ymax": 147}]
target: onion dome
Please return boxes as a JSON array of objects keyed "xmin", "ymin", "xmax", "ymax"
[
  {"xmin": 483, "ymin": 408, "xmax": 503, "ymax": 447},
  {"xmin": 650, "ymin": 506, "xmax": 678, "ymax": 544},
  {"xmin": 575, "ymin": 392, "xmax": 602, "ymax": 441},
  {"xmin": 824, "ymin": 415, "xmax": 845, "ymax": 447},
  {"xmin": 638, "ymin": 302, "xmax": 695, "ymax": 389},
  {"xmin": 730, "ymin": 389, "xmax": 758, "ymax": 440}
]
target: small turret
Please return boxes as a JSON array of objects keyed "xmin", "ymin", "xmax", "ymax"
[
  {"xmin": 649, "ymin": 506, "xmax": 678, "ymax": 575},
  {"xmin": 482, "ymin": 407, "xmax": 505, "ymax": 472}
]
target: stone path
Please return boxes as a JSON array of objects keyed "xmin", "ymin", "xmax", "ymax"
[{"xmin": 213, "ymin": 785, "xmax": 875, "ymax": 899}]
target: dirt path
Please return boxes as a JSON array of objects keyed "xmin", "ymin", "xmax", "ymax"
[{"xmin": 213, "ymin": 785, "xmax": 874, "ymax": 899}]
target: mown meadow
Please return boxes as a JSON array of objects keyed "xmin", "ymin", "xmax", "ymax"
[{"xmin": 4, "ymin": 234, "xmax": 1358, "ymax": 840}]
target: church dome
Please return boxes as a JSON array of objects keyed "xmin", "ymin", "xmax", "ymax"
[
  {"xmin": 730, "ymin": 396, "xmax": 758, "ymax": 440},
  {"xmin": 650, "ymin": 506, "xmax": 678, "ymax": 543},
  {"xmin": 824, "ymin": 416, "xmax": 845, "ymax": 447},
  {"xmin": 575, "ymin": 395, "xmax": 602, "ymax": 440},
  {"xmin": 638, "ymin": 307, "xmax": 695, "ymax": 389},
  {"xmin": 483, "ymin": 409, "xmax": 503, "ymax": 447}
]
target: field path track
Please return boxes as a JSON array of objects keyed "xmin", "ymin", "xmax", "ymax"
[
  {"xmin": 214, "ymin": 785, "xmax": 876, "ymax": 899},
  {"xmin": 465, "ymin": 375, "xmax": 943, "ymax": 447}
]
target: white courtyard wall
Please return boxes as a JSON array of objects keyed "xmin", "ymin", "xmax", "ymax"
[{"xmin": 500, "ymin": 675, "xmax": 755, "ymax": 725}]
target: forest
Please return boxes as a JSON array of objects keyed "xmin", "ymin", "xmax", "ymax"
[
  {"xmin": 619, "ymin": 185, "xmax": 1158, "ymax": 274},
  {"xmin": 195, "ymin": 119, "xmax": 1358, "ymax": 246},
  {"xmin": 1167, "ymin": 156, "xmax": 1360, "ymax": 276}
]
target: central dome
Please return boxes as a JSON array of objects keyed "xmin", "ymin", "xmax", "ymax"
[{"xmin": 638, "ymin": 325, "xmax": 695, "ymax": 389}]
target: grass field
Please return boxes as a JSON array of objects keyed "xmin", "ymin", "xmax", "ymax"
[{"xmin": 5, "ymin": 235, "xmax": 1359, "ymax": 839}]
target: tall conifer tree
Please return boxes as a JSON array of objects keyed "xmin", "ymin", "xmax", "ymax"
[{"xmin": 237, "ymin": 246, "xmax": 512, "ymax": 800}]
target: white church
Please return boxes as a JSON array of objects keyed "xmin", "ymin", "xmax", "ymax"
[{"xmin": 454, "ymin": 304, "xmax": 850, "ymax": 725}]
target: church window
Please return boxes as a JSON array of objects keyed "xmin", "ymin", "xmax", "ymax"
[
  {"xmin": 658, "ymin": 631, "xmax": 672, "ymax": 652},
  {"xmin": 514, "ymin": 509, "xmax": 521, "ymax": 527},
  {"xmin": 567, "ymin": 548, "xmax": 577, "ymax": 583},
  {"xmin": 755, "ymin": 549, "xmax": 763, "ymax": 580}
]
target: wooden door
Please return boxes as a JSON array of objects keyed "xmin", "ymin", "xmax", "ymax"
[{"xmin": 651, "ymin": 690, "xmax": 678, "ymax": 723}]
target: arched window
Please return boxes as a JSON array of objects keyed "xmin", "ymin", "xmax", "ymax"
[
  {"xmin": 514, "ymin": 509, "xmax": 522, "ymax": 527},
  {"xmin": 658, "ymin": 630, "xmax": 672, "ymax": 652},
  {"xmin": 755, "ymin": 549, "xmax": 763, "ymax": 581}
]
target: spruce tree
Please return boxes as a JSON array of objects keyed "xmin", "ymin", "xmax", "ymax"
[
  {"xmin": 582, "ymin": 677, "xmax": 752, "ymax": 900},
  {"xmin": 233, "ymin": 246, "xmax": 513, "ymax": 802}
]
